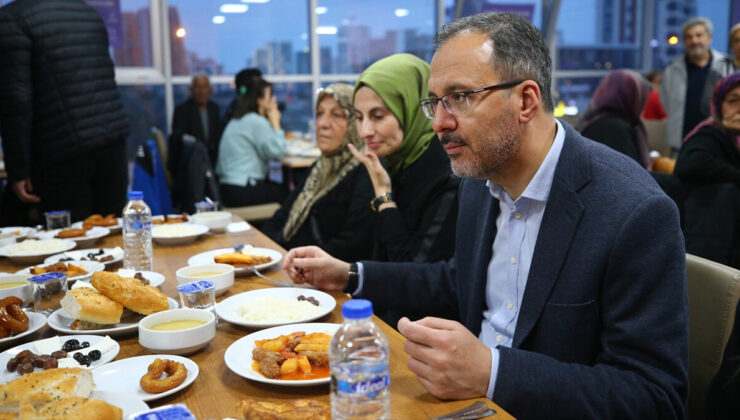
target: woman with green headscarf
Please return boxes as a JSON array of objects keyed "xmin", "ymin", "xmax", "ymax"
[
  {"xmin": 261, "ymin": 83, "xmax": 377, "ymax": 261},
  {"xmin": 349, "ymin": 53, "xmax": 459, "ymax": 263}
]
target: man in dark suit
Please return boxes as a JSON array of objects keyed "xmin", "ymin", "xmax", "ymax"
[
  {"xmin": 282, "ymin": 12, "xmax": 688, "ymax": 419},
  {"xmin": 170, "ymin": 74, "xmax": 223, "ymax": 168}
]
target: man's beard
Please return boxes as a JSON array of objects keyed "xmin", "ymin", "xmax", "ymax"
[
  {"xmin": 440, "ymin": 110, "xmax": 520, "ymax": 179},
  {"xmin": 687, "ymin": 44, "xmax": 708, "ymax": 58}
]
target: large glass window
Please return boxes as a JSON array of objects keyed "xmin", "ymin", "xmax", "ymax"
[
  {"xmin": 167, "ymin": 0, "xmax": 310, "ymax": 75},
  {"xmin": 317, "ymin": 0, "xmax": 438, "ymax": 73},
  {"xmin": 109, "ymin": 0, "xmax": 153, "ymax": 67}
]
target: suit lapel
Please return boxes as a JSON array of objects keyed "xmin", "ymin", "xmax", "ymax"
[
  {"xmin": 512, "ymin": 126, "xmax": 589, "ymax": 348},
  {"xmin": 466, "ymin": 185, "xmax": 499, "ymax": 336}
]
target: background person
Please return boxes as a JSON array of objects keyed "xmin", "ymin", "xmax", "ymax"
[
  {"xmin": 170, "ymin": 74, "xmax": 223, "ymax": 169},
  {"xmin": 216, "ymin": 78, "xmax": 287, "ymax": 207},
  {"xmin": 643, "ymin": 70, "xmax": 667, "ymax": 120},
  {"xmin": 262, "ymin": 83, "xmax": 376, "ymax": 261},
  {"xmin": 0, "ymin": 0, "xmax": 130, "ymax": 225}
]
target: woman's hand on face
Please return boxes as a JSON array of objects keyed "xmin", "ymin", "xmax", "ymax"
[
  {"xmin": 348, "ymin": 143, "xmax": 392, "ymax": 196},
  {"xmin": 266, "ymin": 97, "xmax": 281, "ymax": 129}
]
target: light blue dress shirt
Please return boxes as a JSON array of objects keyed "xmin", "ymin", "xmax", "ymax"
[
  {"xmin": 480, "ymin": 120, "xmax": 565, "ymax": 398},
  {"xmin": 216, "ymin": 112, "xmax": 286, "ymax": 187},
  {"xmin": 354, "ymin": 120, "xmax": 565, "ymax": 399}
]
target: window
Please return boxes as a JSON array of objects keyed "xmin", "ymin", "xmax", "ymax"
[
  {"xmin": 119, "ymin": 85, "xmax": 166, "ymax": 160},
  {"xmin": 109, "ymin": 0, "xmax": 154, "ymax": 67}
]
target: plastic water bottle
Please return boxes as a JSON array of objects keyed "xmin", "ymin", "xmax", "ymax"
[
  {"xmin": 330, "ymin": 299, "xmax": 390, "ymax": 420},
  {"xmin": 122, "ymin": 190, "xmax": 153, "ymax": 271}
]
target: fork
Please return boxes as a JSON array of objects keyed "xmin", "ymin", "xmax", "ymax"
[
  {"xmin": 247, "ymin": 266, "xmax": 295, "ymax": 288},
  {"xmin": 429, "ymin": 401, "xmax": 496, "ymax": 420}
]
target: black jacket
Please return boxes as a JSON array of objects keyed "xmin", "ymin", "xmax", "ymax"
[
  {"xmin": 262, "ymin": 164, "xmax": 376, "ymax": 261},
  {"xmin": 675, "ymin": 124, "xmax": 740, "ymax": 188},
  {"xmin": 0, "ymin": 0, "xmax": 129, "ymax": 182},
  {"xmin": 170, "ymin": 98, "xmax": 223, "ymax": 170},
  {"xmin": 374, "ymin": 138, "xmax": 459, "ymax": 263}
]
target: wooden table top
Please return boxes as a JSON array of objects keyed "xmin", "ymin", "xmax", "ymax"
[{"xmin": 0, "ymin": 222, "xmax": 512, "ymax": 420}]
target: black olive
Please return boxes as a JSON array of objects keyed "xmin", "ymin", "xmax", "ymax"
[
  {"xmin": 62, "ymin": 339, "xmax": 80, "ymax": 352},
  {"xmin": 87, "ymin": 350, "xmax": 101, "ymax": 361},
  {"xmin": 73, "ymin": 352, "xmax": 85, "ymax": 362},
  {"xmin": 81, "ymin": 341, "xmax": 90, "ymax": 348},
  {"xmin": 79, "ymin": 356, "xmax": 91, "ymax": 367}
]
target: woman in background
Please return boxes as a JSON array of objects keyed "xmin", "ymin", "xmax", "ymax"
[
  {"xmin": 575, "ymin": 69, "xmax": 653, "ymax": 170},
  {"xmin": 216, "ymin": 78, "xmax": 287, "ymax": 207},
  {"xmin": 262, "ymin": 83, "xmax": 376, "ymax": 261}
]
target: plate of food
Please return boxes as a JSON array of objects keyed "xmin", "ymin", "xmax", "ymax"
[
  {"xmin": 92, "ymin": 354, "xmax": 198, "ymax": 402},
  {"xmin": 17, "ymin": 260, "xmax": 105, "ymax": 284},
  {"xmin": 72, "ymin": 214, "xmax": 122, "ymax": 233},
  {"xmin": 36, "ymin": 227, "xmax": 110, "ymax": 248},
  {"xmin": 0, "ymin": 226, "xmax": 36, "ymax": 241},
  {"xmin": 115, "ymin": 269, "xmax": 165, "ymax": 289},
  {"xmin": 48, "ymin": 271, "xmax": 177, "ymax": 335},
  {"xmin": 0, "ymin": 334, "xmax": 120, "ymax": 384},
  {"xmin": 152, "ymin": 214, "xmax": 189, "ymax": 224},
  {"xmin": 216, "ymin": 288, "xmax": 335, "ymax": 329},
  {"xmin": 0, "ymin": 239, "xmax": 77, "ymax": 264},
  {"xmin": 188, "ymin": 245, "xmax": 282, "ymax": 273},
  {"xmin": 151, "ymin": 223, "xmax": 209, "ymax": 245},
  {"xmin": 224, "ymin": 322, "xmax": 338, "ymax": 386},
  {"xmin": 45, "ymin": 247, "xmax": 124, "ymax": 266}
]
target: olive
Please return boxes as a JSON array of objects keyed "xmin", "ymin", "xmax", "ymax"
[
  {"xmin": 73, "ymin": 352, "xmax": 85, "ymax": 362},
  {"xmin": 81, "ymin": 341, "xmax": 90, "ymax": 348},
  {"xmin": 62, "ymin": 339, "xmax": 80, "ymax": 352},
  {"xmin": 88, "ymin": 350, "xmax": 101, "ymax": 361},
  {"xmin": 78, "ymin": 356, "xmax": 91, "ymax": 367}
]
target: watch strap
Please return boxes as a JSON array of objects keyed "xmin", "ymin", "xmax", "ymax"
[
  {"xmin": 370, "ymin": 192, "xmax": 394, "ymax": 212},
  {"xmin": 344, "ymin": 262, "xmax": 359, "ymax": 293}
]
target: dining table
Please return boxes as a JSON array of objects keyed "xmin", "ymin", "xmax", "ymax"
[{"xmin": 0, "ymin": 218, "xmax": 512, "ymax": 420}]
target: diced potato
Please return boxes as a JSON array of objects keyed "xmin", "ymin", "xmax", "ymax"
[
  {"xmin": 297, "ymin": 355, "xmax": 311, "ymax": 374},
  {"xmin": 293, "ymin": 343, "xmax": 329, "ymax": 352},
  {"xmin": 258, "ymin": 336, "xmax": 288, "ymax": 352},
  {"xmin": 301, "ymin": 333, "xmax": 331, "ymax": 345},
  {"xmin": 281, "ymin": 358, "xmax": 298, "ymax": 374}
]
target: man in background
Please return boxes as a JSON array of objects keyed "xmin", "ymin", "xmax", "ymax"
[
  {"xmin": 661, "ymin": 17, "xmax": 732, "ymax": 153},
  {"xmin": 0, "ymin": 0, "xmax": 130, "ymax": 225},
  {"xmin": 170, "ymin": 74, "xmax": 223, "ymax": 168}
]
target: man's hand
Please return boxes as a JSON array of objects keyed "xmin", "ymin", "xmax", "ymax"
[
  {"xmin": 398, "ymin": 317, "xmax": 491, "ymax": 400},
  {"xmin": 282, "ymin": 246, "xmax": 350, "ymax": 291},
  {"xmin": 12, "ymin": 179, "xmax": 40, "ymax": 203}
]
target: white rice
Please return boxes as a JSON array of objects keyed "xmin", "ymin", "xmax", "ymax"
[
  {"xmin": 152, "ymin": 224, "xmax": 200, "ymax": 237},
  {"xmin": 237, "ymin": 296, "xmax": 323, "ymax": 323},
  {"xmin": 7, "ymin": 239, "xmax": 70, "ymax": 255}
]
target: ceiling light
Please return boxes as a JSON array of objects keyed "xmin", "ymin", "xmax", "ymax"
[
  {"xmin": 220, "ymin": 4, "xmax": 248, "ymax": 13},
  {"xmin": 241, "ymin": 0, "xmax": 269, "ymax": 2},
  {"xmin": 212, "ymin": 15, "xmax": 226, "ymax": 24},
  {"xmin": 395, "ymin": 9, "xmax": 409, "ymax": 17},
  {"xmin": 316, "ymin": 26, "xmax": 338, "ymax": 35},
  {"xmin": 316, "ymin": 6, "xmax": 327, "ymax": 14},
  {"xmin": 175, "ymin": 27, "xmax": 186, "ymax": 38}
]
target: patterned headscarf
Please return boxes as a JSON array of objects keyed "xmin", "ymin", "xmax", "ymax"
[
  {"xmin": 575, "ymin": 69, "xmax": 653, "ymax": 169},
  {"xmin": 684, "ymin": 72, "xmax": 740, "ymax": 150},
  {"xmin": 354, "ymin": 53, "xmax": 436, "ymax": 173},
  {"xmin": 282, "ymin": 83, "xmax": 363, "ymax": 241}
]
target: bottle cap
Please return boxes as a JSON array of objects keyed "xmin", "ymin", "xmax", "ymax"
[
  {"xmin": 29, "ymin": 272, "xmax": 67, "ymax": 283},
  {"xmin": 176, "ymin": 281, "xmax": 215, "ymax": 294},
  {"xmin": 342, "ymin": 299, "xmax": 373, "ymax": 319},
  {"xmin": 129, "ymin": 191, "xmax": 144, "ymax": 200}
]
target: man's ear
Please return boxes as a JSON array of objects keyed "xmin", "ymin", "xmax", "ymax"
[{"xmin": 518, "ymin": 80, "xmax": 541, "ymax": 124}]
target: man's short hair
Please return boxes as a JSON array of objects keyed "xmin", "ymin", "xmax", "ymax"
[
  {"xmin": 435, "ymin": 12, "xmax": 553, "ymax": 111},
  {"xmin": 681, "ymin": 17, "xmax": 713, "ymax": 38},
  {"xmin": 191, "ymin": 73, "xmax": 210, "ymax": 86}
]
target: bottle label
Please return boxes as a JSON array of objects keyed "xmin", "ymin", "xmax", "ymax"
[{"xmin": 336, "ymin": 375, "xmax": 390, "ymax": 399}]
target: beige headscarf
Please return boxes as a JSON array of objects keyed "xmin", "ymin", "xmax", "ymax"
[{"xmin": 282, "ymin": 83, "xmax": 364, "ymax": 241}]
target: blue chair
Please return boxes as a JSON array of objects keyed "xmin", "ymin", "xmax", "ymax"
[{"xmin": 132, "ymin": 139, "xmax": 173, "ymax": 216}]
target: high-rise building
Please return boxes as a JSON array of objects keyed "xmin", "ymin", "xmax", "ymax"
[{"xmin": 653, "ymin": 0, "xmax": 696, "ymax": 68}]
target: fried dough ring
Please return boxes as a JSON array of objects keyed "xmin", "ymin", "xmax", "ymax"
[
  {"xmin": 0, "ymin": 298, "xmax": 29, "ymax": 334},
  {"xmin": 56, "ymin": 228, "xmax": 89, "ymax": 239},
  {"xmin": 0, "ymin": 324, "xmax": 9, "ymax": 339},
  {"xmin": 140, "ymin": 358, "xmax": 187, "ymax": 393}
]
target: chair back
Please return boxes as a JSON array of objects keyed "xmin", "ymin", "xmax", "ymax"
[
  {"xmin": 687, "ymin": 254, "xmax": 740, "ymax": 420},
  {"xmin": 643, "ymin": 119, "xmax": 670, "ymax": 156},
  {"xmin": 151, "ymin": 127, "xmax": 172, "ymax": 186}
]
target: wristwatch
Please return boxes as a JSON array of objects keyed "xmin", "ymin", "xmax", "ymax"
[
  {"xmin": 370, "ymin": 192, "xmax": 394, "ymax": 212},
  {"xmin": 344, "ymin": 262, "xmax": 359, "ymax": 293}
]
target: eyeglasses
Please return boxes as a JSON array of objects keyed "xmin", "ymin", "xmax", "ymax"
[{"xmin": 419, "ymin": 80, "xmax": 525, "ymax": 119}]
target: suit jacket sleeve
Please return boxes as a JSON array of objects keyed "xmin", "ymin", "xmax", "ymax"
[
  {"xmin": 0, "ymin": 11, "xmax": 33, "ymax": 181},
  {"xmin": 494, "ymin": 194, "xmax": 688, "ymax": 419}
]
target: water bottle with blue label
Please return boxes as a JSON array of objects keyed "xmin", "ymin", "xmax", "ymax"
[
  {"xmin": 122, "ymin": 190, "xmax": 153, "ymax": 271},
  {"xmin": 330, "ymin": 299, "xmax": 390, "ymax": 420}
]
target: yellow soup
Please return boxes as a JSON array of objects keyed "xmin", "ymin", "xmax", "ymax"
[
  {"xmin": 150, "ymin": 319, "xmax": 205, "ymax": 331},
  {"xmin": 0, "ymin": 281, "xmax": 28, "ymax": 289},
  {"xmin": 189, "ymin": 272, "xmax": 226, "ymax": 277}
]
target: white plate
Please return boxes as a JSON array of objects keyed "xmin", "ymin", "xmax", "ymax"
[
  {"xmin": 92, "ymin": 354, "xmax": 199, "ymax": 401},
  {"xmin": 151, "ymin": 224, "xmax": 209, "ymax": 245},
  {"xmin": 224, "ymin": 322, "xmax": 338, "ymax": 386},
  {"xmin": 36, "ymin": 227, "xmax": 110, "ymax": 248},
  {"xmin": 115, "ymin": 269, "xmax": 165, "ymax": 289},
  {"xmin": 0, "ymin": 240, "xmax": 77, "ymax": 265},
  {"xmin": 187, "ymin": 247, "xmax": 283, "ymax": 273},
  {"xmin": 0, "ymin": 227, "xmax": 36, "ymax": 241},
  {"xmin": 216, "ymin": 288, "xmax": 335, "ymax": 329},
  {"xmin": 45, "ymin": 247, "xmax": 124, "ymax": 266},
  {"xmin": 47, "ymin": 297, "xmax": 179, "ymax": 336},
  {"xmin": 0, "ymin": 334, "xmax": 120, "ymax": 384},
  {"xmin": 0, "ymin": 311, "xmax": 46, "ymax": 346},
  {"xmin": 16, "ymin": 260, "xmax": 106, "ymax": 283},
  {"xmin": 90, "ymin": 390, "xmax": 149, "ymax": 418},
  {"xmin": 72, "ymin": 217, "xmax": 123, "ymax": 233}
]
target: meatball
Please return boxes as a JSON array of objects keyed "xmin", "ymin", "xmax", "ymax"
[{"xmin": 300, "ymin": 350, "xmax": 329, "ymax": 367}]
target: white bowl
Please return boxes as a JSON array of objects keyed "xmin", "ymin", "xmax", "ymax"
[
  {"xmin": 190, "ymin": 211, "xmax": 231, "ymax": 233},
  {"xmin": 138, "ymin": 308, "xmax": 216, "ymax": 354},
  {"xmin": 0, "ymin": 274, "xmax": 32, "ymax": 305},
  {"xmin": 176, "ymin": 263, "xmax": 234, "ymax": 296}
]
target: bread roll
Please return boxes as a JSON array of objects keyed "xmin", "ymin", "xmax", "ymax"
[
  {"xmin": 33, "ymin": 397, "xmax": 122, "ymax": 420},
  {"xmin": 0, "ymin": 368, "xmax": 93, "ymax": 414},
  {"xmin": 236, "ymin": 399, "xmax": 329, "ymax": 420},
  {"xmin": 61, "ymin": 288, "xmax": 123, "ymax": 325},
  {"xmin": 91, "ymin": 271, "xmax": 168, "ymax": 315}
]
